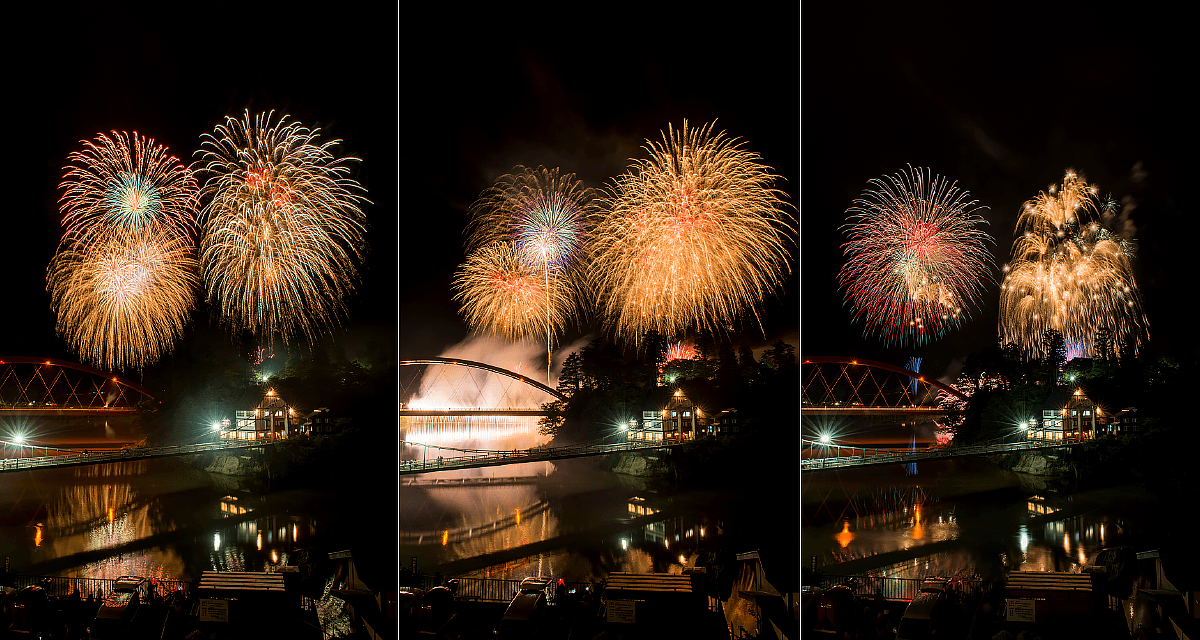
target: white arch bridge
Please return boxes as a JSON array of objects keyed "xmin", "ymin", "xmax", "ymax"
[{"xmin": 399, "ymin": 357, "xmax": 566, "ymax": 448}]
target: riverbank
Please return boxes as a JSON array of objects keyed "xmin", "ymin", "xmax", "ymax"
[{"xmin": 987, "ymin": 449, "xmax": 1075, "ymax": 476}]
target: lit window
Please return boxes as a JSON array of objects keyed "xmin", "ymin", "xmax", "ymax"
[{"xmin": 671, "ymin": 412, "xmax": 677, "ymax": 417}]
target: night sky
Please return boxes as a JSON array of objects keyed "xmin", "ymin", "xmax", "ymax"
[
  {"xmin": 803, "ymin": 7, "xmax": 1195, "ymax": 383},
  {"xmin": 7, "ymin": 8, "xmax": 1193, "ymax": 389},
  {"xmin": 399, "ymin": 12, "xmax": 800, "ymax": 364},
  {"xmin": 7, "ymin": 10, "xmax": 396, "ymax": 369}
]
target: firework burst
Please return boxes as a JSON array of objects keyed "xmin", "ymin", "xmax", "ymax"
[
  {"xmin": 48, "ymin": 231, "xmax": 199, "ymax": 371},
  {"xmin": 665, "ymin": 341, "xmax": 698, "ymax": 362},
  {"xmin": 58, "ymin": 131, "xmax": 199, "ymax": 247},
  {"xmin": 48, "ymin": 131, "xmax": 199, "ymax": 371},
  {"xmin": 466, "ymin": 166, "xmax": 590, "ymax": 270},
  {"xmin": 998, "ymin": 170, "xmax": 1147, "ymax": 359},
  {"xmin": 590, "ymin": 120, "xmax": 794, "ymax": 339},
  {"xmin": 452, "ymin": 241, "xmax": 575, "ymax": 339},
  {"xmin": 461, "ymin": 167, "xmax": 590, "ymax": 380},
  {"xmin": 838, "ymin": 166, "xmax": 995, "ymax": 347},
  {"xmin": 195, "ymin": 110, "xmax": 369, "ymax": 343}
]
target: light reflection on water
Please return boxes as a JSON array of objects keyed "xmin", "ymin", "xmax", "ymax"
[
  {"xmin": 0, "ymin": 458, "xmax": 327, "ymax": 581},
  {"xmin": 803, "ymin": 464, "xmax": 1145, "ymax": 579}
]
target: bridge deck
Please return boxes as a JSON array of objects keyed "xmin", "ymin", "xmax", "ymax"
[
  {"xmin": 401, "ymin": 440, "xmax": 682, "ymax": 474},
  {"xmin": 0, "ymin": 440, "xmax": 273, "ymax": 473},
  {"xmin": 399, "ymin": 409, "xmax": 548, "ymax": 417},
  {"xmin": 801, "ymin": 439, "xmax": 1077, "ymax": 472}
]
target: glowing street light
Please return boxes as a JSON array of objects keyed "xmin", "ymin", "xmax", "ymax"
[{"xmin": 819, "ymin": 433, "xmax": 831, "ymax": 444}]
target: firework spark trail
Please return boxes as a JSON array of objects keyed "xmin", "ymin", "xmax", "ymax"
[
  {"xmin": 58, "ymin": 131, "xmax": 199, "ymax": 248},
  {"xmin": 998, "ymin": 170, "xmax": 1147, "ymax": 359},
  {"xmin": 465, "ymin": 166, "xmax": 590, "ymax": 270},
  {"xmin": 907, "ymin": 356, "xmax": 923, "ymax": 395},
  {"xmin": 48, "ymin": 131, "xmax": 199, "ymax": 371},
  {"xmin": 838, "ymin": 165, "xmax": 995, "ymax": 347},
  {"xmin": 48, "ymin": 232, "xmax": 199, "ymax": 371},
  {"xmin": 195, "ymin": 110, "xmax": 369, "ymax": 343},
  {"xmin": 590, "ymin": 120, "xmax": 794, "ymax": 339},
  {"xmin": 460, "ymin": 167, "xmax": 590, "ymax": 380},
  {"xmin": 453, "ymin": 241, "xmax": 575, "ymax": 341}
]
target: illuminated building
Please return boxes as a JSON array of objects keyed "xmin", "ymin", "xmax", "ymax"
[
  {"xmin": 223, "ymin": 389, "xmax": 297, "ymax": 440},
  {"xmin": 632, "ymin": 388, "xmax": 701, "ymax": 441},
  {"xmin": 1035, "ymin": 387, "xmax": 1101, "ymax": 440}
]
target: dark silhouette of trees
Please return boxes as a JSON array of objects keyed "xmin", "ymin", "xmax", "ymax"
[{"xmin": 1042, "ymin": 330, "xmax": 1067, "ymax": 385}]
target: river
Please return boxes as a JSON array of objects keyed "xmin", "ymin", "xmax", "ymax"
[
  {"xmin": 0, "ymin": 457, "xmax": 346, "ymax": 582},
  {"xmin": 802, "ymin": 457, "xmax": 1164, "ymax": 580}
]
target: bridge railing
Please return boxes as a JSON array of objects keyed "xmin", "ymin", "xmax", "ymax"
[
  {"xmin": 400, "ymin": 440, "xmax": 677, "ymax": 473},
  {"xmin": 12, "ymin": 575, "xmax": 192, "ymax": 600},
  {"xmin": 404, "ymin": 575, "xmax": 596, "ymax": 603},
  {"xmin": 801, "ymin": 439, "xmax": 1074, "ymax": 471},
  {"xmin": 810, "ymin": 575, "xmax": 994, "ymax": 602},
  {"xmin": 0, "ymin": 440, "xmax": 270, "ymax": 472}
]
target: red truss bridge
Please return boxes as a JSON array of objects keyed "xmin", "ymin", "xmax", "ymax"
[
  {"xmin": 0, "ymin": 357, "xmax": 154, "ymax": 415},
  {"xmin": 802, "ymin": 356, "xmax": 967, "ymax": 416},
  {"xmin": 399, "ymin": 357, "xmax": 566, "ymax": 417}
]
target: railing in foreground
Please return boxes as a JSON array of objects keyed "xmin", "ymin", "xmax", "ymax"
[
  {"xmin": 12, "ymin": 575, "xmax": 191, "ymax": 600},
  {"xmin": 811, "ymin": 575, "xmax": 994, "ymax": 602},
  {"xmin": 405, "ymin": 576, "xmax": 596, "ymax": 603}
]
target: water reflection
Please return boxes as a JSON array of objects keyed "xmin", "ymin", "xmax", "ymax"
[
  {"xmin": 208, "ymin": 503, "xmax": 318, "ymax": 574},
  {"xmin": 804, "ymin": 467, "xmax": 1147, "ymax": 579},
  {"xmin": 0, "ymin": 458, "xmax": 332, "ymax": 582}
]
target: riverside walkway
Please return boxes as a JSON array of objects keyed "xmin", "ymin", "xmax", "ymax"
[
  {"xmin": 401, "ymin": 440, "xmax": 682, "ymax": 475},
  {"xmin": 801, "ymin": 438, "xmax": 1077, "ymax": 472},
  {"xmin": 0, "ymin": 440, "xmax": 272, "ymax": 473}
]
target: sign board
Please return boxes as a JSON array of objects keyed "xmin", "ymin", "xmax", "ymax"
[
  {"xmin": 1006, "ymin": 597, "xmax": 1035, "ymax": 622},
  {"xmin": 199, "ymin": 598, "xmax": 230, "ymax": 623},
  {"xmin": 606, "ymin": 599, "xmax": 636, "ymax": 624}
]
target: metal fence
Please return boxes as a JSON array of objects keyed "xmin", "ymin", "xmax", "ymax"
[
  {"xmin": 801, "ymin": 439, "xmax": 1074, "ymax": 471},
  {"xmin": 0, "ymin": 440, "xmax": 269, "ymax": 472},
  {"xmin": 813, "ymin": 575, "xmax": 994, "ymax": 602},
  {"xmin": 406, "ymin": 575, "xmax": 596, "ymax": 603},
  {"xmin": 13, "ymin": 575, "xmax": 192, "ymax": 600}
]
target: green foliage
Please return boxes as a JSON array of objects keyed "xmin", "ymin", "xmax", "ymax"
[{"xmin": 957, "ymin": 383, "xmax": 1050, "ymax": 444}]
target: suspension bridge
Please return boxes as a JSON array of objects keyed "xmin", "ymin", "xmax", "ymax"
[
  {"xmin": 801, "ymin": 438, "xmax": 1078, "ymax": 472},
  {"xmin": 401, "ymin": 440, "xmax": 682, "ymax": 475},
  {"xmin": 0, "ymin": 440, "xmax": 272, "ymax": 473}
]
